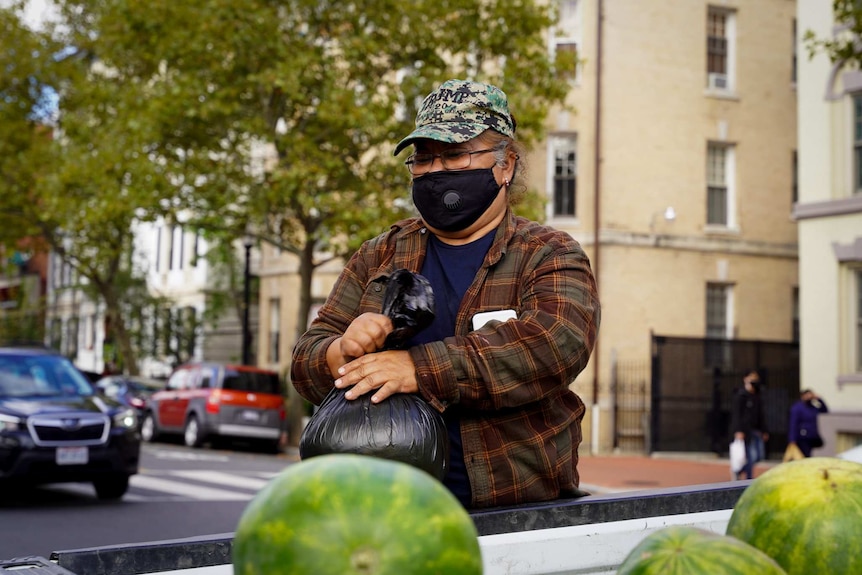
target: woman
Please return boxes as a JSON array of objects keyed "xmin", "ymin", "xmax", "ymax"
[
  {"xmin": 788, "ymin": 389, "xmax": 828, "ymax": 457},
  {"xmin": 291, "ymin": 79, "xmax": 601, "ymax": 508}
]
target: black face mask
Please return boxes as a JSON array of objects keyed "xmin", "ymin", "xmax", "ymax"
[{"xmin": 412, "ymin": 168, "xmax": 502, "ymax": 232}]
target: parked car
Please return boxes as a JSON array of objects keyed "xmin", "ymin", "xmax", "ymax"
[
  {"xmin": 141, "ymin": 362, "xmax": 285, "ymax": 453},
  {"xmin": 95, "ymin": 375, "xmax": 164, "ymax": 422},
  {"xmin": 0, "ymin": 347, "xmax": 141, "ymax": 499}
]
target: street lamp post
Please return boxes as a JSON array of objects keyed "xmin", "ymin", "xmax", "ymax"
[{"xmin": 242, "ymin": 233, "xmax": 254, "ymax": 366}]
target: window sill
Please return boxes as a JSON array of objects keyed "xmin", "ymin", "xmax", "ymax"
[
  {"xmin": 704, "ymin": 89, "xmax": 739, "ymax": 101},
  {"xmin": 703, "ymin": 224, "xmax": 740, "ymax": 235},
  {"xmin": 550, "ymin": 215, "xmax": 580, "ymax": 226},
  {"xmin": 838, "ymin": 373, "xmax": 862, "ymax": 388}
]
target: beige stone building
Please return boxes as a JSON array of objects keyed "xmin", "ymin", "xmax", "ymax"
[
  {"xmin": 257, "ymin": 0, "xmax": 801, "ymax": 453},
  {"xmin": 795, "ymin": 0, "xmax": 862, "ymax": 455},
  {"xmin": 526, "ymin": 0, "xmax": 800, "ymax": 452}
]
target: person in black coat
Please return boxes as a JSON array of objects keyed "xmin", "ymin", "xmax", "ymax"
[{"xmin": 731, "ymin": 369, "xmax": 769, "ymax": 480}]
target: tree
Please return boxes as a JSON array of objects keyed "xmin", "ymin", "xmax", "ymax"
[
  {"xmin": 4, "ymin": 0, "xmax": 573, "ymax": 442},
  {"xmin": 803, "ymin": 0, "xmax": 862, "ymax": 65}
]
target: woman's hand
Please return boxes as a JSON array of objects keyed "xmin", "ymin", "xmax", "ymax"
[{"xmin": 334, "ymin": 350, "xmax": 418, "ymax": 403}]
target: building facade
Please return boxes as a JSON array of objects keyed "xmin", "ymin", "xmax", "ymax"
[
  {"xmin": 794, "ymin": 0, "xmax": 862, "ymax": 455},
  {"xmin": 527, "ymin": 0, "xmax": 799, "ymax": 451}
]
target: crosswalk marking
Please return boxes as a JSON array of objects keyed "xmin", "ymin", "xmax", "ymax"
[
  {"xmin": 40, "ymin": 466, "xmax": 288, "ymax": 502},
  {"xmin": 167, "ymin": 470, "xmax": 273, "ymax": 491},
  {"xmin": 131, "ymin": 475, "xmax": 255, "ymax": 501}
]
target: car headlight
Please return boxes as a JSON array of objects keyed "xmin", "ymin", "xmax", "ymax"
[
  {"xmin": 113, "ymin": 408, "xmax": 138, "ymax": 430},
  {"xmin": 0, "ymin": 413, "xmax": 22, "ymax": 432}
]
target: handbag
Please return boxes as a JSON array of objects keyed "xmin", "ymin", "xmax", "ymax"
[
  {"xmin": 729, "ymin": 438, "xmax": 747, "ymax": 473},
  {"xmin": 783, "ymin": 442, "xmax": 805, "ymax": 462}
]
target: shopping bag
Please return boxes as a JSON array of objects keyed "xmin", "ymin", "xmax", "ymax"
[
  {"xmin": 783, "ymin": 442, "xmax": 805, "ymax": 462},
  {"xmin": 299, "ymin": 269, "xmax": 448, "ymax": 480},
  {"xmin": 730, "ymin": 438, "xmax": 747, "ymax": 473}
]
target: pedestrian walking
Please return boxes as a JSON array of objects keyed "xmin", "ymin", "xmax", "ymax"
[{"xmin": 730, "ymin": 369, "xmax": 769, "ymax": 480}]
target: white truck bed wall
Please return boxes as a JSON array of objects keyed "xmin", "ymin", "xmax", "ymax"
[{"xmin": 40, "ymin": 481, "xmax": 748, "ymax": 575}]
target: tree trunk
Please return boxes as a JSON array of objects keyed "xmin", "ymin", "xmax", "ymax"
[
  {"xmin": 102, "ymin": 287, "xmax": 140, "ymax": 376},
  {"xmin": 285, "ymin": 239, "xmax": 317, "ymax": 447}
]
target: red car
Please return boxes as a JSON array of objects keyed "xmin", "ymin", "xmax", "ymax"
[{"xmin": 140, "ymin": 363, "xmax": 285, "ymax": 453}]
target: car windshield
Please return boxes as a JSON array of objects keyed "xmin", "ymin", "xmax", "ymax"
[
  {"xmin": 0, "ymin": 354, "xmax": 95, "ymax": 398},
  {"xmin": 222, "ymin": 370, "xmax": 281, "ymax": 394}
]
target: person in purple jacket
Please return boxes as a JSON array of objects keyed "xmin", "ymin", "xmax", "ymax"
[{"xmin": 788, "ymin": 389, "xmax": 828, "ymax": 457}]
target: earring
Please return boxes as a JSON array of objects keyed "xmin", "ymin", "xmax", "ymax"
[{"xmin": 504, "ymin": 178, "xmax": 510, "ymax": 187}]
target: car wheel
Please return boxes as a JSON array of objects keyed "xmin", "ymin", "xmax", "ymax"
[
  {"xmin": 93, "ymin": 474, "xmax": 130, "ymax": 500},
  {"xmin": 140, "ymin": 413, "xmax": 160, "ymax": 442},
  {"xmin": 184, "ymin": 415, "xmax": 204, "ymax": 448}
]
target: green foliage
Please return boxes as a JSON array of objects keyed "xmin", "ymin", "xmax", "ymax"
[
  {"xmin": 2, "ymin": 0, "xmax": 572, "ymax": 379},
  {"xmin": 803, "ymin": 1, "xmax": 862, "ymax": 65}
]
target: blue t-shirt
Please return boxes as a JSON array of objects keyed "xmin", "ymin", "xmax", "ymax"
[{"xmin": 408, "ymin": 230, "xmax": 495, "ymax": 507}]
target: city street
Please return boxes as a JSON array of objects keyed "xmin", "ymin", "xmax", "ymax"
[{"xmin": 0, "ymin": 443, "xmax": 296, "ymax": 561}]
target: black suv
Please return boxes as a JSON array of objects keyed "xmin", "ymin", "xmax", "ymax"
[{"xmin": 0, "ymin": 347, "xmax": 141, "ymax": 499}]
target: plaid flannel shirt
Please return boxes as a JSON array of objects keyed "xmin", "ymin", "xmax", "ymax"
[{"xmin": 291, "ymin": 210, "xmax": 600, "ymax": 508}]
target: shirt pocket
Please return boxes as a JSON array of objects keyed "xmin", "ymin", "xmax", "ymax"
[{"xmin": 357, "ymin": 273, "xmax": 388, "ymax": 314}]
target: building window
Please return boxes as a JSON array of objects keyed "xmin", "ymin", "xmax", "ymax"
[
  {"xmin": 155, "ymin": 226, "xmax": 162, "ymax": 273},
  {"xmin": 268, "ymin": 298, "xmax": 281, "ymax": 363},
  {"xmin": 707, "ymin": 7, "xmax": 734, "ymax": 91},
  {"xmin": 706, "ymin": 283, "xmax": 731, "ymax": 339},
  {"xmin": 705, "ymin": 283, "xmax": 732, "ymax": 368},
  {"xmin": 707, "ymin": 142, "xmax": 734, "ymax": 227},
  {"xmin": 87, "ymin": 314, "xmax": 97, "ymax": 350},
  {"xmin": 550, "ymin": 135, "xmax": 577, "ymax": 218},
  {"xmin": 792, "ymin": 19, "xmax": 797, "ymax": 85},
  {"xmin": 854, "ymin": 95, "xmax": 862, "ymax": 195},
  {"xmin": 856, "ymin": 270, "xmax": 862, "ymax": 371},
  {"xmin": 551, "ymin": 0, "xmax": 581, "ymax": 81},
  {"xmin": 192, "ymin": 231, "xmax": 200, "ymax": 267},
  {"xmin": 170, "ymin": 226, "xmax": 184, "ymax": 271}
]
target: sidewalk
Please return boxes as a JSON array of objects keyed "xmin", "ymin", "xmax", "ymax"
[
  {"xmin": 577, "ymin": 452, "xmax": 777, "ymax": 494},
  {"xmin": 283, "ymin": 447, "xmax": 775, "ymax": 495}
]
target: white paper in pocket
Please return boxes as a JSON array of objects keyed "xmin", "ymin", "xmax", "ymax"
[{"xmin": 471, "ymin": 309, "xmax": 517, "ymax": 330}]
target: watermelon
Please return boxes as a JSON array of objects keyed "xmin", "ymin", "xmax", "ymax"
[
  {"xmin": 232, "ymin": 453, "xmax": 483, "ymax": 575},
  {"xmin": 726, "ymin": 457, "xmax": 862, "ymax": 575},
  {"xmin": 616, "ymin": 525, "xmax": 787, "ymax": 574}
]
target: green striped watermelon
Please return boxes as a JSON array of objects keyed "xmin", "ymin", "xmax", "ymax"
[
  {"xmin": 232, "ymin": 454, "xmax": 483, "ymax": 575},
  {"xmin": 726, "ymin": 457, "xmax": 862, "ymax": 575},
  {"xmin": 616, "ymin": 526, "xmax": 787, "ymax": 574}
]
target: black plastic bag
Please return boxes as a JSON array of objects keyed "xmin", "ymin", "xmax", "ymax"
[
  {"xmin": 298, "ymin": 385, "xmax": 449, "ymax": 480},
  {"xmin": 299, "ymin": 270, "xmax": 448, "ymax": 480},
  {"xmin": 381, "ymin": 268, "xmax": 436, "ymax": 350}
]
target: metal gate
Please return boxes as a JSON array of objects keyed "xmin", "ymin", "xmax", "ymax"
[
  {"xmin": 610, "ymin": 353, "xmax": 650, "ymax": 452},
  {"xmin": 650, "ymin": 335, "xmax": 799, "ymax": 456}
]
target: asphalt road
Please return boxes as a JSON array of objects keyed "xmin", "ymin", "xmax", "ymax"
[{"xmin": 0, "ymin": 442, "xmax": 295, "ymax": 561}]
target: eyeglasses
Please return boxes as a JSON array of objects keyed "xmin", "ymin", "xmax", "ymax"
[{"xmin": 404, "ymin": 148, "xmax": 496, "ymax": 176}]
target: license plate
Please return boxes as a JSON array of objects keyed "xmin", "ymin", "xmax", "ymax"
[
  {"xmin": 241, "ymin": 410, "xmax": 260, "ymax": 422},
  {"xmin": 56, "ymin": 446, "xmax": 89, "ymax": 466}
]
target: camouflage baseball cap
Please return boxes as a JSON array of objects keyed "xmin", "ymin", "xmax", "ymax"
[{"xmin": 393, "ymin": 79, "xmax": 516, "ymax": 156}]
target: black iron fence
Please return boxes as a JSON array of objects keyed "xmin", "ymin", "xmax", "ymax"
[{"xmin": 649, "ymin": 335, "xmax": 799, "ymax": 456}]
